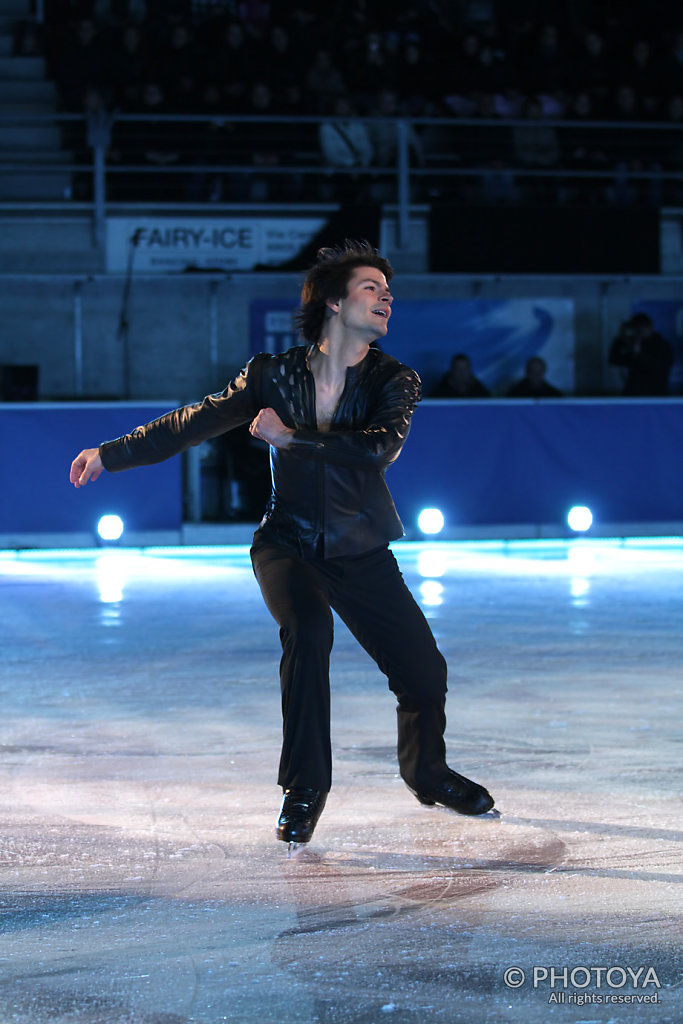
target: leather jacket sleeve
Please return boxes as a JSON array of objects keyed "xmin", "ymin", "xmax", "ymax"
[
  {"xmin": 99, "ymin": 355, "xmax": 267, "ymax": 473},
  {"xmin": 288, "ymin": 364, "xmax": 421, "ymax": 469}
]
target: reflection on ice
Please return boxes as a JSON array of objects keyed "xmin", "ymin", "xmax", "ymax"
[
  {"xmin": 417, "ymin": 548, "xmax": 448, "ymax": 579},
  {"xmin": 569, "ymin": 577, "xmax": 591, "ymax": 602},
  {"xmin": 95, "ymin": 552, "xmax": 126, "ymax": 604},
  {"xmin": 393, "ymin": 537, "xmax": 683, "ymax": 579},
  {"xmin": 419, "ymin": 580, "xmax": 444, "ymax": 606}
]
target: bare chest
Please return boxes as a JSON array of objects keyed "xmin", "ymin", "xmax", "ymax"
[{"xmin": 314, "ymin": 377, "xmax": 345, "ymax": 432}]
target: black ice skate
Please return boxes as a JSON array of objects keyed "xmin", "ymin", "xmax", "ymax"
[
  {"xmin": 410, "ymin": 768, "xmax": 497, "ymax": 816},
  {"xmin": 276, "ymin": 788, "xmax": 328, "ymax": 852}
]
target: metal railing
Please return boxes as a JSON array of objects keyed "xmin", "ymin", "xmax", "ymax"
[{"xmin": 1, "ymin": 111, "xmax": 683, "ymax": 247}]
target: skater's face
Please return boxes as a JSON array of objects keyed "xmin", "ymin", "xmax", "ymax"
[{"xmin": 330, "ymin": 266, "xmax": 393, "ymax": 339}]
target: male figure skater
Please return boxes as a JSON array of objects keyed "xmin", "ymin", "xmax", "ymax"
[{"xmin": 70, "ymin": 240, "xmax": 495, "ymax": 845}]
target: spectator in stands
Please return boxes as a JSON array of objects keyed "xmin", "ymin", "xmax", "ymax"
[
  {"xmin": 523, "ymin": 24, "xmax": 568, "ymax": 97},
  {"xmin": 318, "ymin": 95, "xmax": 373, "ymax": 202},
  {"xmin": 461, "ymin": 93, "xmax": 519, "ymax": 204},
  {"xmin": 569, "ymin": 29, "xmax": 611, "ymax": 111},
  {"xmin": 235, "ymin": 80, "xmax": 303, "ymax": 202},
  {"xmin": 512, "ymin": 96, "xmax": 560, "ymax": 201},
  {"xmin": 213, "ymin": 20, "xmax": 252, "ymax": 112},
  {"xmin": 364, "ymin": 87, "xmax": 424, "ymax": 202},
  {"xmin": 263, "ymin": 24, "xmax": 300, "ymax": 93},
  {"xmin": 235, "ymin": 0, "xmax": 271, "ymax": 30},
  {"xmin": 608, "ymin": 313, "xmax": 674, "ymax": 396},
  {"xmin": 617, "ymin": 39, "xmax": 664, "ymax": 119},
  {"xmin": 665, "ymin": 93, "xmax": 683, "ymax": 124},
  {"xmin": 40, "ymin": 0, "xmax": 683, "ymax": 217},
  {"xmin": 610, "ymin": 83, "xmax": 642, "ymax": 121},
  {"xmin": 444, "ymin": 31, "xmax": 482, "ymax": 109},
  {"xmin": 664, "ymin": 95, "xmax": 683, "ymax": 203},
  {"xmin": 478, "ymin": 159, "xmax": 520, "ymax": 204},
  {"xmin": 351, "ymin": 31, "xmax": 400, "ymax": 110},
  {"xmin": 110, "ymin": 23, "xmax": 147, "ymax": 111},
  {"xmin": 56, "ymin": 16, "xmax": 109, "ymax": 110},
  {"xmin": 471, "ymin": 41, "xmax": 512, "ymax": 99},
  {"xmin": 398, "ymin": 38, "xmax": 432, "ymax": 115},
  {"xmin": 661, "ymin": 30, "xmax": 683, "ymax": 99},
  {"xmin": 306, "ymin": 48, "xmax": 347, "ymax": 115},
  {"xmin": 513, "ymin": 97, "xmax": 560, "ymax": 168},
  {"xmin": 114, "ymin": 79, "xmax": 185, "ymax": 199},
  {"xmin": 430, "ymin": 354, "xmax": 491, "ymax": 398},
  {"xmin": 367, "ymin": 86, "xmax": 423, "ymax": 167},
  {"xmin": 608, "ymin": 84, "xmax": 664, "ymax": 205},
  {"xmin": 561, "ymin": 91, "xmax": 609, "ymax": 204},
  {"xmin": 157, "ymin": 21, "xmax": 201, "ymax": 112},
  {"xmin": 319, "ymin": 95, "xmax": 373, "ymax": 170},
  {"xmin": 507, "ymin": 356, "xmax": 563, "ymax": 398}
]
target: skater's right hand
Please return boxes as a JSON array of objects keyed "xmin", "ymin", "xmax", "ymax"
[{"xmin": 70, "ymin": 448, "xmax": 104, "ymax": 488}]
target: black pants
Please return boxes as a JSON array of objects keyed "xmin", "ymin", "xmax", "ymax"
[{"xmin": 251, "ymin": 537, "xmax": 448, "ymax": 792}]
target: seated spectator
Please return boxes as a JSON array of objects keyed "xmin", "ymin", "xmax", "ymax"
[
  {"xmin": 610, "ymin": 83, "xmax": 642, "ymax": 121},
  {"xmin": 569, "ymin": 29, "xmax": 611, "ymax": 109},
  {"xmin": 350, "ymin": 30, "xmax": 400, "ymax": 110},
  {"xmin": 368, "ymin": 86, "xmax": 422, "ymax": 163},
  {"xmin": 306, "ymin": 48, "xmax": 347, "ymax": 115},
  {"xmin": 319, "ymin": 95, "xmax": 373, "ymax": 170},
  {"xmin": 430, "ymin": 354, "xmax": 490, "ymax": 398},
  {"xmin": 366, "ymin": 86, "xmax": 423, "ymax": 201},
  {"xmin": 512, "ymin": 97, "xmax": 560, "ymax": 202},
  {"xmin": 608, "ymin": 313, "xmax": 674, "ymax": 396},
  {"xmin": 398, "ymin": 39, "xmax": 433, "ymax": 115},
  {"xmin": 56, "ymin": 16, "xmax": 109, "ymax": 110},
  {"xmin": 111, "ymin": 80, "xmax": 183, "ymax": 199},
  {"xmin": 157, "ymin": 21, "xmax": 202, "ymax": 112},
  {"xmin": 664, "ymin": 95, "xmax": 683, "ymax": 203},
  {"xmin": 207, "ymin": 20, "xmax": 252, "ymax": 113},
  {"xmin": 561, "ymin": 91, "xmax": 609, "ymax": 204},
  {"xmin": 263, "ymin": 24, "xmax": 300, "ymax": 94},
  {"xmin": 616, "ymin": 39, "xmax": 664, "ymax": 119},
  {"xmin": 513, "ymin": 97, "xmax": 559, "ymax": 169},
  {"xmin": 110, "ymin": 22, "xmax": 148, "ymax": 111},
  {"xmin": 661, "ymin": 30, "xmax": 683, "ymax": 99},
  {"xmin": 465, "ymin": 93, "xmax": 518, "ymax": 203},
  {"xmin": 523, "ymin": 23, "xmax": 569, "ymax": 97},
  {"xmin": 507, "ymin": 356, "xmax": 563, "ymax": 398},
  {"xmin": 232, "ymin": 80, "xmax": 304, "ymax": 202},
  {"xmin": 442, "ymin": 31, "xmax": 482, "ymax": 106}
]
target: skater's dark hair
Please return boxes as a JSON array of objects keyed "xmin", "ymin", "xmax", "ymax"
[{"xmin": 294, "ymin": 239, "xmax": 393, "ymax": 344}]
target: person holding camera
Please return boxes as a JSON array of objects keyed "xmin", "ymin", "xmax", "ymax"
[{"xmin": 608, "ymin": 313, "xmax": 674, "ymax": 396}]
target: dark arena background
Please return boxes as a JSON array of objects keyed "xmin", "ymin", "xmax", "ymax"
[{"xmin": 0, "ymin": 2, "xmax": 681, "ymax": 1023}]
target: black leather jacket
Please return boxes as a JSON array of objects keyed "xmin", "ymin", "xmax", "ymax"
[{"xmin": 100, "ymin": 344, "xmax": 422, "ymax": 558}]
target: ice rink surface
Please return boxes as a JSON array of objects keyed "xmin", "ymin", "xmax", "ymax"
[{"xmin": 0, "ymin": 539, "xmax": 681, "ymax": 1023}]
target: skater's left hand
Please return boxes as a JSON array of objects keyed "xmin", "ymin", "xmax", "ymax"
[{"xmin": 249, "ymin": 408, "xmax": 294, "ymax": 448}]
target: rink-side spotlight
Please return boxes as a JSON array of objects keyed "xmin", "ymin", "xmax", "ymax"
[
  {"xmin": 97, "ymin": 514, "xmax": 124, "ymax": 543},
  {"xmin": 567, "ymin": 506, "xmax": 593, "ymax": 533},
  {"xmin": 417, "ymin": 508, "xmax": 445, "ymax": 536}
]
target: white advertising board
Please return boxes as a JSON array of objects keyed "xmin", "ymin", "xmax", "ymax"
[{"xmin": 105, "ymin": 217, "xmax": 326, "ymax": 273}]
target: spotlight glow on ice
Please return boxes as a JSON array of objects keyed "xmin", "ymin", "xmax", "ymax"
[
  {"xmin": 420, "ymin": 580, "xmax": 444, "ymax": 606},
  {"xmin": 417, "ymin": 508, "xmax": 445, "ymax": 536},
  {"xmin": 97, "ymin": 514, "xmax": 124, "ymax": 542},
  {"xmin": 567, "ymin": 506, "xmax": 593, "ymax": 532},
  {"xmin": 417, "ymin": 549, "xmax": 448, "ymax": 579}
]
